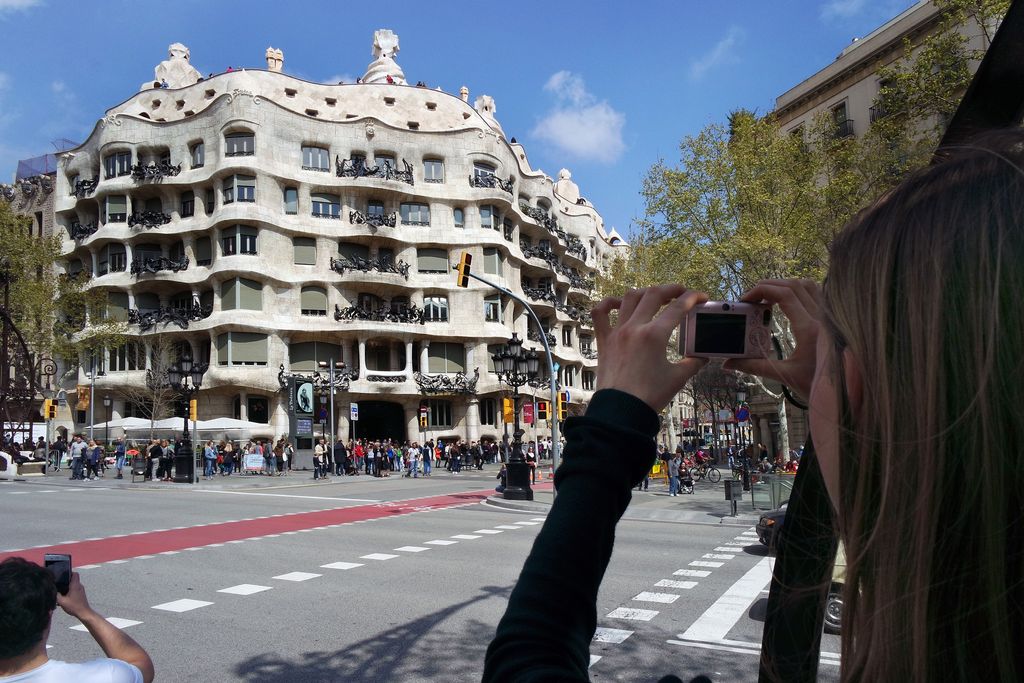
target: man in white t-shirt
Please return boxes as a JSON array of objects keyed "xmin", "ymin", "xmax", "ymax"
[{"xmin": 0, "ymin": 558, "xmax": 154, "ymax": 682}]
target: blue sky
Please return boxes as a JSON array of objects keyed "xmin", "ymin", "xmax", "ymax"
[{"xmin": 0, "ymin": 0, "xmax": 915, "ymax": 237}]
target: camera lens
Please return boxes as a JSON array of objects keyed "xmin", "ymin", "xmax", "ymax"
[{"xmin": 722, "ymin": 303, "xmax": 731, "ymax": 311}]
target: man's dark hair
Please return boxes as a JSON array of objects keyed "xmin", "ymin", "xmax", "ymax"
[{"xmin": 0, "ymin": 558, "xmax": 57, "ymax": 659}]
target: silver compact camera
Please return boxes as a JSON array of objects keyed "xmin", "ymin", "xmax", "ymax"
[{"xmin": 679, "ymin": 301, "xmax": 772, "ymax": 359}]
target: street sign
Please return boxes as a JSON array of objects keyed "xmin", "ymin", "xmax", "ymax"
[
  {"xmin": 350, "ymin": 403, "xmax": 359, "ymax": 421},
  {"xmin": 523, "ymin": 402, "xmax": 534, "ymax": 424},
  {"xmin": 736, "ymin": 406, "xmax": 750, "ymax": 422},
  {"xmin": 318, "ymin": 408, "xmax": 328, "ymax": 424},
  {"xmin": 718, "ymin": 409, "xmax": 732, "ymax": 421}
]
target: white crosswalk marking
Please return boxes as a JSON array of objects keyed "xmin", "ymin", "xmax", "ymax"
[
  {"xmin": 272, "ymin": 572, "xmax": 321, "ymax": 582},
  {"xmin": 451, "ymin": 534, "xmax": 480, "ymax": 540},
  {"xmin": 395, "ymin": 546, "xmax": 430, "ymax": 552},
  {"xmin": 321, "ymin": 562, "xmax": 363, "ymax": 570},
  {"xmin": 703, "ymin": 553, "xmax": 736, "ymax": 560},
  {"xmin": 152, "ymin": 599, "xmax": 212, "ymax": 613},
  {"xmin": 593, "ymin": 627, "xmax": 633, "ymax": 643},
  {"xmin": 218, "ymin": 584, "xmax": 272, "ymax": 595},
  {"xmin": 473, "ymin": 529, "xmax": 504, "ymax": 534},
  {"xmin": 513, "ymin": 521, "xmax": 540, "ymax": 526},
  {"xmin": 424, "ymin": 540, "xmax": 457, "ymax": 546},
  {"xmin": 680, "ymin": 557, "xmax": 773, "ymax": 641},
  {"xmin": 674, "ymin": 569, "xmax": 711, "ymax": 578},
  {"xmin": 633, "ymin": 591, "xmax": 680, "ymax": 604},
  {"xmin": 607, "ymin": 607, "xmax": 659, "ymax": 621},
  {"xmin": 360, "ymin": 553, "xmax": 399, "ymax": 561},
  {"xmin": 656, "ymin": 579, "xmax": 698, "ymax": 589},
  {"xmin": 690, "ymin": 560, "xmax": 724, "ymax": 568}
]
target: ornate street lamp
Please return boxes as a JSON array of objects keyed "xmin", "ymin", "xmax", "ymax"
[
  {"xmin": 318, "ymin": 359, "xmax": 347, "ymax": 451},
  {"xmin": 736, "ymin": 387, "xmax": 751, "ymax": 490},
  {"xmin": 492, "ymin": 333, "xmax": 540, "ymax": 500},
  {"xmin": 103, "ymin": 395, "xmax": 112, "ymax": 447},
  {"xmin": 165, "ymin": 348, "xmax": 207, "ymax": 483}
]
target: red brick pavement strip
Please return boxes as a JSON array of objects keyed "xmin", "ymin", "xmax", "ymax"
[{"xmin": 0, "ymin": 485, "xmax": 551, "ymax": 566}]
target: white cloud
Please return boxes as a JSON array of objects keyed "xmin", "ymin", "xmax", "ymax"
[
  {"xmin": 321, "ymin": 74, "xmax": 356, "ymax": 85},
  {"xmin": 821, "ymin": 0, "xmax": 868, "ymax": 21},
  {"xmin": 531, "ymin": 71, "xmax": 625, "ymax": 164},
  {"xmin": 689, "ymin": 26, "xmax": 746, "ymax": 81},
  {"xmin": 0, "ymin": 0, "xmax": 43, "ymax": 14}
]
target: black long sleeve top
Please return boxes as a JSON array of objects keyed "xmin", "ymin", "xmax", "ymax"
[{"xmin": 483, "ymin": 389, "xmax": 709, "ymax": 683}]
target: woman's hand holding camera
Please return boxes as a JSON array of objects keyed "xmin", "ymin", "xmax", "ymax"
[
  {"xmin": 592, "ymin": 285, "xmax": 709, "ymax": 413},
  {"xmin": 724, "ymin": 278, "xmax": 822, "ymax": 400}
]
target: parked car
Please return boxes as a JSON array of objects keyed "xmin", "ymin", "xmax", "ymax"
[
  {"xmin": 824, "ymin": 544, "xmax": 846, "ymax": 634},
  {"xmin": 756, "ymin": 502, "xmax": 787, "ymax": 548}
]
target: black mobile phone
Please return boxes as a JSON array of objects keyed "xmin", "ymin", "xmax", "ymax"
[{"xmin": 44, "ymin": 553, "xmax": 72, "ymax": 595}]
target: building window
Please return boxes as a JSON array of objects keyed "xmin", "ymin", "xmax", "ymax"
[
  {"xmin": 582, "ymin": 370, "xmax": 596, "ymax": 391},
  {"xmin": 428, "ymin": 343, "xmax": 464, "ymax": 373},
  {"xmin": 195, "ymin": 237, "xmax": 212, "ymax": 266},
  {"xmin": 220, "ymin": 277, "xmax": 262, "ymax": 311},
  {"xmin": 423, "ymin": 159, "xmax": 444, "ymax": 183},
  {"xmin": 483, "ymin": 247, "xmax": 503, "ymax": 275},
  {"xmin": 423, "ymin": 296, "xmax": 449, "ymax": 322},
  {"xmin": 400, "ymin": 203, "xmax": 430, "ymax": 226},
  {"xmin": 375, "ymin": 154, "xmax": 396, "ymax": 171},
  {"xmin": 190, "ymin": 142, "xmax": 205, "ymax": 168},
  {"xmin": 204, "ymin": 188, "xmax": 215, "ymax": 216},
  {"xmin": 105, "ymin": 195, "xmax": 127, "ymax": 223},
  {"xmin": 108, "ymin": 342, "xmax": 140, "ymax": 372},
  {"xmin": 479, "ymin": 205, "xmax": 499, "ymax": 230},
  {"xmin": 216, "ymin": 331, "xmax": 268, "ymax": 366},
  {"xmin": 293, "ymin": 237, "xmax": 316, "ymax": 265},
  {"xmin": 453, "ymin": 208, "xmax": 465, "ymax": 228},
  {"xmin": 224, "ymin": 132, "xmax": 255, "ymax": 156},
  {"xmin": 338, "ymin": 242, "xmax": 370, "ymax": 262},
  {"xmin": 105, "ymin": 291, "xmax": 129, "ymax": 322},
  {"xmin": 473, "ymin": 161, "xmax": 496, "ymax": 182},
  {"xmin": 300, "ymin": 286, "xmax": 328, "ymax": 316},
  {"xmin": 311, "ymin": 192, "xmax": 341, "ymax": 218},
  {"xmin": 484, "ymin": 294, "xmax": 502, "ymax": 322},
  {"xmin": 107, "ymin": 244, "xmax": 127, "ymax": 273},
  {"xmin": 180, "ymin": 191, "xmax": 194, "ymax": 217},
  {"xmin": 221, "ymin": 225, "xmax": 258, "ymax": 256},
  {"xmin": 487, "ymin": 344, "xmax": 503, "ymax": 373},
  {"xmin": 562, "ymin": 327, "xmax": 572, "ymax": 347},
  {"xmin": 302, "ymin": 145, "xmax": 330, "ymax": 171},
  {"xmin": 428, "ymin": 399, "xmax": 453, "ymax": 428},
  {"xmin": 481, "ymin": 398, "xmax": 498, "ymax": 427},
  {"xmin": 367, "ymin": 200, "xmax": 385, "ymax": 217},
  {"xmin": 503, "ymin": 218, "xmax": 514, "ymax": 241},
  {"xmin": 103, "ymin": 151, "xmax": 131, "ymax": 179},
  {"xmin": 564, "ymin": 365, "xmax": 576, "ymax": 388},
  {"xmin": 580, "ymin": 335, "xmax": 593, "ymax": 355},
  {"xmin": 416, "ymin": 248, "xmax": 448, "ymax": 273},
  {"xmin": 283, "ymin": 187, "xmax": 298, "ymax": 215},
  {"xmin": 223, "ymin": 174, "xmax": 255, "ymax": 204},
  {"xmin": 288, "ymin": 341, "xmax": 342, "ymax": 372}
]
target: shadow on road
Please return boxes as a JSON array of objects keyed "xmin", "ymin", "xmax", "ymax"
[{"xmin": 233, "ymin": 584, "xmax": 510, "ymax": 682}]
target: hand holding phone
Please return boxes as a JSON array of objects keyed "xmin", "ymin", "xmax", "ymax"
[{"xmin": 44, "ymin": 553, "xmax": 72, "ymax": 595}]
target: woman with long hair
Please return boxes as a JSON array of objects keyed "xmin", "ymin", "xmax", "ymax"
[{"xmin": 485, "ymin": 131, "xmax": 1024, "ymax": 681}]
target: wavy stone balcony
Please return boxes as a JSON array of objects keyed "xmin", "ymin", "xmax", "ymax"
[
  {"xmin": 277, "ymin": 364, "xmax": 359, "ymax": 392},
  {"xmin": 333, "ymin": 303, "xmax": 424, "ymax": 325},
  {"xmin": 130, "ymin": 255, "xmax": 189, "ymax": 276},
  {"xmin": 329, "ymin": 255, "xmax": 410, "ymax": 280},
  {"xmin": 67, "ymin": 176, "xmax": 99, "ymax": 198},
  {"xmin": 127, "ymin": 302, "xmax": 211, "ymax": 331},
  {"xmin": 335, "ymin": 156, "xmax": 414, "ymax": 186}
]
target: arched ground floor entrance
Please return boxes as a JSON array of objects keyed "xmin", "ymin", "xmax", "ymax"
[{"xmin": 350, "ymin": 401, "xmax": 406, "ymax": 443}]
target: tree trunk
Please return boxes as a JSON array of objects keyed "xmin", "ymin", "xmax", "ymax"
[{"xmin": 777, "ymin": 397, "xmax": 791, "ymax": 459}]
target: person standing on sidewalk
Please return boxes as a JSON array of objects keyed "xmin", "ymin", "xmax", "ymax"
[
  {"xmin": 668, "ymin": 452, "xmax": 681, "ymax": 496},
  {"xmin": 68, "ymin": 435, "xmax": 86, "ymax": 481},
  {"xmin": 202, "ymin": 440, "xmax": 217, "ymax": 480},
  {"xmin": 333, "ymin": 437, "xmax": 347, "ymax": 477},
  {"xmin": 113, "ymin": 437, "xmax": 126, "ymax": 479}
]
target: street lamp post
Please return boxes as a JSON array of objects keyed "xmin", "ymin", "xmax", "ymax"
[
  {"xmin": 736, "ymin": 387, "xmax": 751, "ymax": 491},
  {"xmin": 103, "ymin": 395, "xmax": 112, "ymax": 447},
  {"xmin": 318, "ymin": 359, "xmax": 346, "ymax": 454},
  {"xmin": 492, "ymin": 333, "xmax": 540, "ymax": 501},
  {"xmin": 165, "ymin": 349, "xmax": 208, "ymax": 483}
]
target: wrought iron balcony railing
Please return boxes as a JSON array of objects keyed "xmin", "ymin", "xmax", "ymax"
[
  {"xmin": 366, "ymin": 375, "xmax": 407, "ymax": 383},
  {"xmin": 334, "ymin": 303, "xmax": 424, "ymax": 324},
  {"xmin": 833, "ymin": 118, "xmax": 855, "ymax": 139},
  {"xmin": 127, "ymin": 302, "xmax": 212, "ymax": 331},
  {"xmin": 130, "ymin": 161, "xmax": 182, "ymax": 181},
  {"xmin": 329, "ymin": 255, "xmax": 410, "ymax": 280},
  {"xmin": 414, "ymin": 368, "xmax": 480, "ymax": 395},
  {"xmin": 528, "ymin": 328, "xmax": 556, "ymax": 346},
  {"xmin": 130, "ymin": 255, "xmax": 189, "ymax": 276},
  {"xmin": 336, "ymin": 156, "xmax": 415, "ymax": 185},
  {"xmin": 350, "ymin": 210, "xmax": 397, "ymax": 229},
  {"xmin": 519, "ymin": 202, "xmax": 559, "ymax": 232},
  {"xmin": 277, "ymin": 364, "xmax": 358, "ymax": 391},
  {"xmin": 566, "ymin": 236, "xmax": 587, "ymax": 260},
  {"xmin": 469, "ymin": 173, "xmax": 514, "ymax": 194},
  {"xmin": 128, "ymin": 210, "xmax": 172, "ymax": 229},
  {"xmin": 67, "ymin": 222, "xmax": 98, "ymax": 240},
  {"xmin": 523, "ymin": 286, "xmax": 558, "ymax": 305},
  {"xmin": 70, "ymin": 176, "xmax": 99, "ymax": 198}
]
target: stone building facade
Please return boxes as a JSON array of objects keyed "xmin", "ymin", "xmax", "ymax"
[{"xmin": 54, "ymin": 34, "xmax": 621, "ymax": 449}]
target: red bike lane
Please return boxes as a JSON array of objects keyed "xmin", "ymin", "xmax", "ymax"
[{"xmin": 1, "ymin": 488, "xmax": 515, "ymax": 566}]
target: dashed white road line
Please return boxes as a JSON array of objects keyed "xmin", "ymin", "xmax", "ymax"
[
  {"xmin": 606, "ymin": 607, "xmax": 659, "ymax": 621},
  {"xmin": 690, "ymin": 560, "xmax": 724, "ymax": 568},
  {"xmin": 361, "ymin": 553, "xmax": 399, "ymax": 561},
  {"xmin": 674, "ymin": 569, "xmax": 711, "ymax": 578},
  {"xmin": 71, "ymin": 617, "xmax": 141, "ymax": 632},
  {"xmin": 656, "ymin": 579, "xmax": 698, "ymax": 590},
  {"xmin": 633, "ymin": 591, "xmax": 680, "ymax": 604},
  {"xmin": 593, "ymin": 628, "xmax": 633, "ymax": 644},
  {"xmin": 473, "ymin": 529, "xmax": 504, "ymax": 535},
  {"xmin": 494, "ymin": 525, "xmax": 522, "ymax": 530},
  {"xmin": 321, "ymin": 562, "xmax": 363, "ymax": 570},
  {"xmin": 424, "ymin": 540, "xmax": 457, "ymax": 546},
  {"xmin": 152, "ymin": 599, "xmax": 213, "ymax": 613},
  {"xmin": 394, "ymin": 546, "xmax": 430, "ymax": 553},
  {"xmin": 451, "ymin": 534, "xmax": 480, "ymax": 540},
  {"xmin": 680, "ymin": 557, "xmax": 773, "ymax": 641},
  {"xmin": 218, "ymin": 584, "xmax": 272, "ymax": 595},
  {"xmin": 703, "ymin": 553, "xmax": 736, "ymax": 560},
  {"xmin": 273, "ymin": 571, "xmax": 321, "ymax": 582}
]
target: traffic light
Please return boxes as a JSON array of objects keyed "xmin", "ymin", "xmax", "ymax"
[
  {"xmin": 188, "ymin": 399, "xmax": 198, "ymax": 421},
  {"xmin": 43, "ymin": 399, "xmax": 56, "ymax": 420},
  {"xmin": 557, "ymin": 391, "xmax": 569, "ymax": 421},
  {"xmin": 455, "ymin": 252, "xmax": 472, "ymax": 288},
  {"xmin": 502, "ymin": 398, "xmax": 514, "ymax": 424},
  {"xmin": 536, "ymin": 400, "xmax": 549, "ymax": 421},
  {"xmin": 419, "ymin": 404, "xmax": 428, "ymax": 429},
  {"xmin": 419, "ymin": 415, "xmax": 428, "ymax": 429}
]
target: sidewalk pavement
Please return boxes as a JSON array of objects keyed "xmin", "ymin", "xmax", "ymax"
[
  {"xmin": 0, "ymin": 468, "xmax": 372, "ymax": 491},
  {"xmin": 485, "ymin": 476, "xmax": 764, "ymax": 527}
]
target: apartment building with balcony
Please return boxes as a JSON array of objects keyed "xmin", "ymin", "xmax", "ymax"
[{"xmin": 54, "ymin": 34, "xmax": 621, "ymax": 449}]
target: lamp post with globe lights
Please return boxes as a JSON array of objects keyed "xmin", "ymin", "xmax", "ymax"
[
  {"xmin": 491, "ymin": 333, "xmax": 540, "ymax": 500},
  {"xmin": 165, "ymin": 349, "xmax": 207, "ymax": 483}
]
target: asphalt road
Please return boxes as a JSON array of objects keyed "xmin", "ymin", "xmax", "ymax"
[{"xmin": 1, "ymin": 471, "xmax": 840, "ymax": 682}]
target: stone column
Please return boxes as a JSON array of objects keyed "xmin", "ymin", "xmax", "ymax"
[
  {"xmin": 358, "ymin": 338, "xmax": 367, "ymax": 375},
  {"xmin": 238, "ymin": 391, "xmax": 248, "ymax": 421},
  {"xmin": 464, "ymin": 343, "xmax": 475, "ymax": 374},
  {"xmin": 466, "ymin": 397, "xmax": 480, "ymax": 443},
  {"xmin": 419, "ymin": 341, "xmax": 430, "ymax": 373},
  {"xmin": 404, "ymin": 340, "xmax": 414, "ymax": 380},
  {"xmin": 183, "ymin": 236, "xmax": 196, "ymax": 262},
  {"xmin": 342, "ymin": 340, "xmax": 354, "ymax": 369},
  {"xmin": 90, "ymin": 250, "xmax": 99, "ymax": 275}
]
